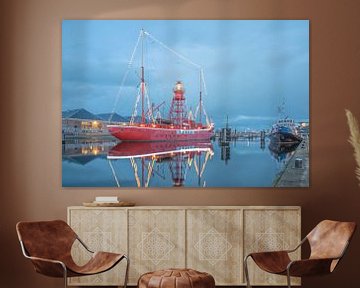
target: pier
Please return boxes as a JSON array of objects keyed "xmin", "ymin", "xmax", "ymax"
[
  {"xmin": 274, "ymin": 139, "xmax": 309, "ymax": 187},
  {"xmin": 215, "ymin": 130, "xmax": 267, "ymax": 141}
]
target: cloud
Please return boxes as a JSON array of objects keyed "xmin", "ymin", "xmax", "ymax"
[
  {"xmin": 62, "ymin": 20, "xmax": 309, "ymax": 124},
  {"xmin": 62, "ymin": 81, "xmax": 137, "ymax": 114}
]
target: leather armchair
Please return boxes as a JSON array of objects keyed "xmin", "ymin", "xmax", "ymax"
[
  {"xmin": 16, "ymin": 220, "xmax": 129, "ymax": 288},
  {"xmin": 244, "ymin": 220, "xmax": 356, "ymax": 288}
]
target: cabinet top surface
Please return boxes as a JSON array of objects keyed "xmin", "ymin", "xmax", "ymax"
[{"xmin": 68, "ymin": 205, "xmax": 301, "ymax": 210}]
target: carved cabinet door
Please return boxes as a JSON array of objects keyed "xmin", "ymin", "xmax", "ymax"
[
  {"xmin": 186, "ymin": 209, "xmax": 243, "ymax": 285},
  {"xmin": 68, "ymin": 208, "xmax": 128, "ymax": 286},
  {"xmin": 128, "ymin": 209, "xmax": 186, "ymax": 284},
  {"xmin": 243, "ymin": 209, "xmax": 301, "ymax": 286}
]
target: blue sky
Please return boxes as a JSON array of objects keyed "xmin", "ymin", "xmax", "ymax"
[{"xmin": 62, "ymin": 20, "xmax": 309, "ymax": 130}]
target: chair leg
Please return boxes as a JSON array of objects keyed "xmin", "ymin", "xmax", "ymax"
[
  {"xmin": 123, "ymin": 255, "xmax": 130, "ymax": 288},
  {"xmin": 244, "ymin": 255, "xmax": 252, "ymax": 288},
  {"xmin": 62, "ymin": 264, "xmax": 68, "ymax": 288},
  {"xmin": 286, "ymin": 269, "xmax": 291, "ymax": 288}
]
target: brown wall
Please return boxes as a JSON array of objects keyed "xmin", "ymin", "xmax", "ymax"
[{"xmin": 1, "ymin": 0, "xmax": 360, "ymax": 287}]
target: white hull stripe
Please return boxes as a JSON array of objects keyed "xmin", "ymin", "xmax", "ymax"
[{"xmin": 107, "ymin": 147, "xmax": 213, "ymax": 160}]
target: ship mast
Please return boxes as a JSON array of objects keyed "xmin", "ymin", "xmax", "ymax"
[
  {"xmin": 199, "ymin": 70, "xmax": 202, "ymax": 125},
  {"xmin": 141, "ymin": 29, "xmax": 145, "ymax": 124}
]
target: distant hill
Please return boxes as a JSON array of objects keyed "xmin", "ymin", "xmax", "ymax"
[
  {"xmin": 97, "ymin": 113, "xmax": 127, "ymax": 122},
  {"xmin": 124, "ymin": 116, "xmax": 143, "ymax": 122},
  {"xmin": 97, "ymin": 114, "xmax": 143, "ymax": 123},
  {"xmin": 62, "ymin": 108, "xmax": 142, "ymax": 123},
  {"xmin": 62, "ymin": 108, "xmax": 99, "ymax": 120}
]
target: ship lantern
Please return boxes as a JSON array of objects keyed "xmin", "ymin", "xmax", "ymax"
[{"xmin": 173, "ymin": 81, "xmax": 185, "ymax": 100}]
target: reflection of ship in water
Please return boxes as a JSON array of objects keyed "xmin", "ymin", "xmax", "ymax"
[
  {"xmin": 220, "ymin": 145, "xmax": 231, "ymax": 164},
  {"xmin": 268, "ymin": 140, "xmax": 300, "ymax": 186},
  {"xmin": 107, "ymin": 141, "xmax": 214, "ymax": 187},
  {"xmin": 268, "ymin": 140, "xmax": 299, "ymax": 162},
  {"xmin": 62, "ymin": 139, "xmax": 117, "ymax": 165},
  {"xmin": 218, "ymin": 116, "xmax": 231, "ymax": 164}
]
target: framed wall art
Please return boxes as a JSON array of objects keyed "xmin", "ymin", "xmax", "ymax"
[{"xmin": 62, "ymin": 20, "xmax": 309, "ymax": 188}]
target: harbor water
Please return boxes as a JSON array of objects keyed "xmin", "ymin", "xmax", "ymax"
[{"xmin": 62, "ymin": 137, "xmax": 301, "ymax": 188}]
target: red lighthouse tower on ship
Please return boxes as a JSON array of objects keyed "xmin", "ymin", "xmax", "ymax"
[{"xmin": 169, "ymin": 81, "xmax": 187, "ymax": 127}]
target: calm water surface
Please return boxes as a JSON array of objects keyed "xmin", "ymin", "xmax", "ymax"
[{"xmin": 62, "ymin": 138, "xmax": 297, "ymax": 187}]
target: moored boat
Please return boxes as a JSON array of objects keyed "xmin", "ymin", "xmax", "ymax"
[
  {"xmin": 269, "ymin": 118, "xmax": 302, "ymax": 143},
  {"xmin": 107, "ymin": 29, "xmax": 214, "ymax": 142}
]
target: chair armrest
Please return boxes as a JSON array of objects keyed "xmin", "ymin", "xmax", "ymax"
[
  {"xmin": 285, "ymin": 237, "xmax": 307, "ymax": 253},
  {"xmin": 76, "ymin": 236, "xmax": 94, "ymax": 253},
  {"xmin": 287, "ymin": 258, "xmax": 335, "ymax": 277},
  {"xmin": 25, "ymin": 255, "xmax": 67, "ymax": 278},
  {"xmin": 26, "ymin": 255, "xmax": 65, "ymax": 266},
  {"xmin": 246, "ymin": 251, "xmax": 292, "ymax": 274},
  {"xmin": 247, "ymin": 250, "xmax": 290, "ymax": 258},
  {"xmin": 19, "ymin": 240, "xmax": 67, "ymax": 277},
  {"xmin": 245, "ymin": 237, "xmax": 305, "ymax": 259}
]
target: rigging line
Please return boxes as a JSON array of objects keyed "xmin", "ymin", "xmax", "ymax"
[
  {"xmin": 155, "ymin": 111, "xmax": 162, "ymax": 121},
  {"xmin": 195, "ymin": 70, "xmax": 209, "ymax": 122},
  {"xmin": 146, "ymin": 159, "xmax": 155, "ymax": 187},
  {"xmin": 201, "ymin": 100, "xmax": 211, "ymax": 126},
  {"xmin": 143, "ymin": 84, "xmax": 154, "ymax": 123},
  {"xmin": 183, "ymin": 160, "xmax": 189, "ymax": 181},
  {"xmin": 108, "ymin": 160, "xmax": 121, "ymax": 187},
  {"xmin": 194, "ymin": 100, "xmax": 210, "ymax": 126},
  {"xmin": 130, "ymin": 158, "xmax": 141, "ymax": 187},
  {"xmin": 108, "ymin": 30, "xmax": 142, "ymax": 122},
  {"xmin": 151, "ymin": 162, "xmax": 166, "ymax": 180},
  {"xmin": 144, "ymin": 31, "xmax": 202, "ymax": 70},
  {"xmin": 188, "ymin": 110, "xmax": 194, "ymax": 121},
  {"xmin": 194, "ymin": 104, "xmax": 200, "ymax": 119},
  {"xmin": 200, "ymin": 69, "xmax": 208, "ymax": 96},
  {"xmin": 188, "ymin": 157, "xmax": 193, "ymax": 167},
  {"xmin": 200, "ymin": 151, "xmax": 210, "ymax": 177},
  {"xmin": 193, "ymin": 156, "xmax": 200, "ymax": 177},
  {"xmin": 131, "ymin": 85, "xmax": 142, "ymax": 124}
]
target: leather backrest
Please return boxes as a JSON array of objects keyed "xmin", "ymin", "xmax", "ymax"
[
  {"xmin": 307, "ymin": 220, "xmax": 356, "ymax": 260},
  {"xmin": 16, "ymin": 220, "xmax": 77, "ymax": 261}
]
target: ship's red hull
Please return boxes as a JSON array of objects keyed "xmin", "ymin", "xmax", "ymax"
[{"xmin": 108, "ymin": 124, "xmax": 214, "ymax": 141}]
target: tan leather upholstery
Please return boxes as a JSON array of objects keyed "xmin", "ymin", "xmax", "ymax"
[
  {"xmin": 16, "ymin": 220, "xmax": 126, "ymax": 278},
  {"xmin": 245, "ymin": 219, "xmax": 356, "ymax": 287},
  {"xmin": 250, "ymin": 251, "xmax": 291, "ymax": 274},
  {"xmin": 138, "ymin": 268, "xmax": 215, "ymax": 288},
  {"xmin": 307, "ymin": 220, "xmax": 356, "ymax": 260}
]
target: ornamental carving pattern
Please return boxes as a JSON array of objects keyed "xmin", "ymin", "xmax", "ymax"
[
  {"xmin": 138, "ymin": 228, "xmax": 175, "ymax": 265},
  {"xmin": 194, "ymin": 227, "xmax": 232, "ymax": 265}
]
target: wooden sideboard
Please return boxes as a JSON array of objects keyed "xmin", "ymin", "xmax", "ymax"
[{"xmin": 67, "ymin": 206, "xmax": 301, "ymax": 286}]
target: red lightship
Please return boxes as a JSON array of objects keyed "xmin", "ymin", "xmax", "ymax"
[{"xmin": 107, "ymin": 29, "xmax": 214, "ymax": 142}]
